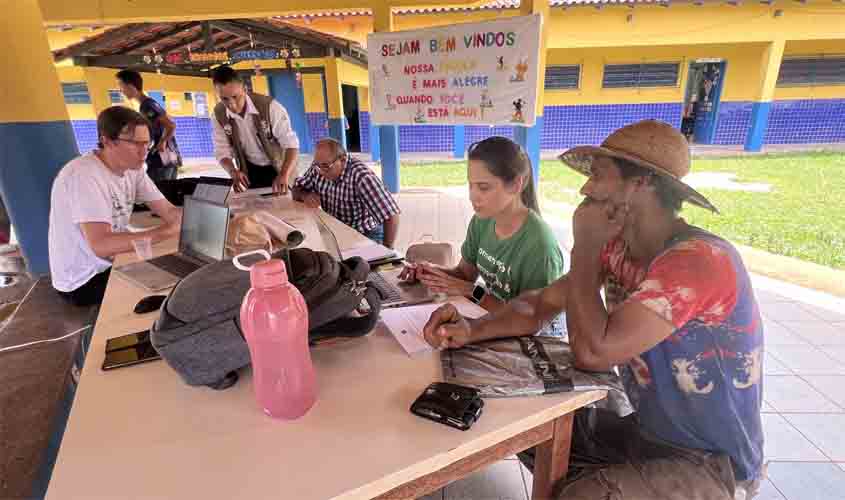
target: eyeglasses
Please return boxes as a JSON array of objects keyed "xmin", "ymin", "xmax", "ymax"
[
  {"xmin": 116, "ymin": 137, "xmax": 152, "ymax": 151},
  {"xmin": 312, "ymin": 155, "xmax": 342, "ymax": 171},
  {"xmin": 220, "ymin": 93, "xmax": 245, "ymax": 104}
]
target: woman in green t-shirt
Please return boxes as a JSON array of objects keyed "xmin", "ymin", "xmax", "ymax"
[{"xmin": 401, "ymin": 136, "xmax": 564, "ymax": 314}]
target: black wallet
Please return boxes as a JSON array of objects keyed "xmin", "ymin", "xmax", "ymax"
[{"xmin": 410, "ymin": 382, "xmax": 484, "ymax": 431}]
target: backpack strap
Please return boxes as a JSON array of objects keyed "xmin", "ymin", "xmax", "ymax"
[{"xmin": 308, "ymin": 284, "xmax": 382, "ymax": 344}]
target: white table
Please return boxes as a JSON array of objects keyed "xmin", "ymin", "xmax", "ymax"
[{"xmin": 48, "ymin": 197, "xmax": 605, "ymax": 499}]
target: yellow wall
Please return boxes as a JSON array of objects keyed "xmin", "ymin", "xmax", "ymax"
[
  {"xmin": 1, "ymin": 1, "xmax": 69, "ymax": 123},
  {"xmin": 303, "ymin": 74, "xmax": 326, "ymax": 113},
  {"xmin": 47, "ymin": 26, "xmax": 111, "ymax": 51},
  {"xmin": 57, "ymin": 66, "xmax": 218, "ymax": 120},
  {"xmin": 231, "ymin": 57, "xmax": 327, "ymax": 71},
  {"xmin": 359, "ymin": 87, "xmax": 370, "ymax": 112},
  {"xmin": 232, "ymin": 56, "xmax": 366, "ymax": 115},
  {"xmin": 774, "ymin": 39, "xmax": 845, "ymax": 101},
  {"xmin": 288, "ymin": 3, "xmax": 845, "ymax": 49},
  {"xmin": 251, "ymin": 74, "xmax": 270, "ymax": 95},
  {"xmin": 55, "ymin": 66, "xmax": 96, "ymax": 120},
  {"xmin": 544, "ymin": 3, "xmax": 845, "ymax": 48},
  {"xmin": 338, "ymin": 59, "xmax": 369, "ymax": 87},
  {"xmin": 542, "ymin": 43, "xmax": 770, "ymax": 106},
  {"xmin": 287, "ymin": 17, "xmax": 371, "ymax": 47},
  {"xmin": 38, "ymin": 0, "xmax": 489, "ymax": 25}
]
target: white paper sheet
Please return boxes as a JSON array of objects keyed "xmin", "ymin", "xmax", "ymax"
[{"xmin": 382, "ymin": 297, "xmax": 487, "ymax": 357}]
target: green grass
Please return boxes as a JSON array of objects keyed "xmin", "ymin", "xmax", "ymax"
[{"xmin": 400, "ymin": 151, "xmax": 845, "ymax": 270}]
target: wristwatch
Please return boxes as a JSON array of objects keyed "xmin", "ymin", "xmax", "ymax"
[{"xmin": 470, "ymin": 283, "xmax": 486, "ymax": 305}]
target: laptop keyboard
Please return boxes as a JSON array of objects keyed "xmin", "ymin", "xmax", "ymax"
[
  {"xmin": 367, "ymin": 272, "xmax": 402, "ymax": 303},
  {"xmin": 148, "ymin": 254, "xmax": 201, "ymax": 278}
]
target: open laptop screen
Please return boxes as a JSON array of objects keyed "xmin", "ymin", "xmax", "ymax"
[{"xmin": 179, "ymin": 196, "xmax": 229, "ymax": 262}]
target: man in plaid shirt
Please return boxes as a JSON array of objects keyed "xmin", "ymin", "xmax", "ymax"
[{"xmin": 292, "ymin": 138, "xmax": 401, "ymax": 248}]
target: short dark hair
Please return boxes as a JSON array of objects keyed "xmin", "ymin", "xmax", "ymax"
[
  {"xmin": 212, "ymin": 65, "xmax": 242, "ymax": 86},
  {"xmin": 115, "ymin": 69, "xmax": 143, "ymax": 91},
  {"xmin": 97, "ymin": 106, "xmax": 150, "ymax": 148},
  {"xmin": 612, "ymin": 157, "xmax": 685, "ymax": 214}
]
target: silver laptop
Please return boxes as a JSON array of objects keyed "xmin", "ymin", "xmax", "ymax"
[
  {"xmin": 314, "ymin": 214, "xmax": 433, "ymax": 309},
  {"xmin": 115, "ymin": 196, "xmax": 230, "ymax": 291}
]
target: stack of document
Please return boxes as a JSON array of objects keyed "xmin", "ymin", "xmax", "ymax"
[{"xmin": 343, "ymin": 242, "xmax": 397, "ymax": 263}]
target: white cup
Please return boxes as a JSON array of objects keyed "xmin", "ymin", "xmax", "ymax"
[{"xmin": 132, "ymin": 237, "xmax": 153, "ymax": 261}]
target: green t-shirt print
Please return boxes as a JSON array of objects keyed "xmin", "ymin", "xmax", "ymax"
[{"xmin": 461, "ymin": 211, "xmax": 564, "ymax": 302}]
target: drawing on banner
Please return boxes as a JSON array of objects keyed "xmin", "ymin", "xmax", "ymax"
[
  {"xmin": 511, "ymin": 57, "xmax": 529, "ymax": 82},
  {"xmin": 480, "ymin": 90, "xmax": 493, "ymax": 119},
  {"xmin": 414, "ymin": 105, "xmax": 427, "ymax": 123},
  {"xmin": 368, "ymin": 14, "xmax": 542, "ymax": 126},
  {"xmin": 511, "ymin": 99, "xmax": 525, "ymax": 123}
]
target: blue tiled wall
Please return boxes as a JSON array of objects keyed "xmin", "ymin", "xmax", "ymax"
[
  {"xmin": 765, "ymin": 99, "xmax": 845, "ymax": 144},
  {"xmin": 712, "ymin": 99, "xmax": 845, "ymax": 146},
  {"xmin": 540, "ymin": 103, "xmax": 683, "ymax": 150},
  {"xmin": 466, "ymin": 126, "xmax": 515, "ymax": 146},
  {"xmin": 712, "ymin": 101, "xmax": 753, "ymax": 145},
  {"xmin": 356, "ymin": 104, "xmax": 682, "ymax": 154},
  {"xmin": 360, "ymin": 111, "xmax": 370, "ymax": 153},
  {"xmin": 307, "ymin": 112, "xmax": 329, "ymax": 150},
  {"xmin": 71, "ymin": 117, "xmax": 216, "ymax": 158},
  {"xmin": 70, "ymin": 120, "xmax": 98, "ymax": 154},
  {"xmin": 173, "ymin": 117, "xmax": 214, "ymax": 158},
  {"xmin": 398, "ymin": 125, "xmax": 454, "ymax": 153},
  {"xmin": 74, "ymin": 100, "xmax": 836, "ymax": 162}
]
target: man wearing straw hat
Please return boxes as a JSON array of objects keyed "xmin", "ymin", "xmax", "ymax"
[{"xmin": 423, "ymin": 120, "xmax": 763, "ymax": 499}]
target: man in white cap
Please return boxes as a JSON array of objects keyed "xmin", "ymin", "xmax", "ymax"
[{"xmin": 423, "ymin": 120, "xmax": 763, "ymax": 499}]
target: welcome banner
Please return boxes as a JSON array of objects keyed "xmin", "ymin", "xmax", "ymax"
[{"xmin": 367, "ymin": 15, "xmax": 542, "ymax": 126}]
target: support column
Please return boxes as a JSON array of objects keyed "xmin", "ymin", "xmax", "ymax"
[
  {"xmin": 373, "ymin": 4, "xmax": 400, "ymax": 193},
  {"xmin": 370, "ymin": 123, "xmax": 381, "ymax": 162},
  {"xmin": 515, "ymin": 0, "xmax": 550, "ymax": 186},
  {"xmin": 514, "ymin": 116, "xmax": 543, "ymax": 184},
  {"xmin": 745, "ymin": 40, "xmax": 785, "ymax": 152},
  {"xmin": 453, "ymin": 126, "xmax": 466, "ymax": 159},
  {"xmin": 324, "ymin": 55, "xmax": 347, "ymax": 149},
  {"xmin": 0, "ymin": 0, "xmax": 79, "ymax": 275}
]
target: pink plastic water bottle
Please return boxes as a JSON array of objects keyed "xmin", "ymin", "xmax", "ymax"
[{"xmin": 237, "ymin": 252, "xmax": 316, "ymax": 419}]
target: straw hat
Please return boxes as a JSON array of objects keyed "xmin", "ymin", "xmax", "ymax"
[{"xmin": 558, "ymin": 120, "xmax": 718, "ymax": 213}]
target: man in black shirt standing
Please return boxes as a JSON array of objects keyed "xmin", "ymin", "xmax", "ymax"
[{"xmin": 116, "ymin": 69, "xmax": 182, "ymax": 184}]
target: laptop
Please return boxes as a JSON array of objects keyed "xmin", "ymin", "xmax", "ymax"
[
  {"xmin": 115, "ymin": 196, "xmax": 230, "ymax": 291},
  {"xmin": 191, "ymin": 177, "xmax": 233, "ymax": 205},
  {"xmin": 313, "ymin": 214, "xmax": 433, "ymax": 309}
]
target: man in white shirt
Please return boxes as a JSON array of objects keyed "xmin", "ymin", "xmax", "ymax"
[
  {"xmin": 211, "ymin": 65, "xmax": 300, "ymax": 194},
  {"xmin": 49, "ymin": 106, "xmax": 182, "ymax": 306}
]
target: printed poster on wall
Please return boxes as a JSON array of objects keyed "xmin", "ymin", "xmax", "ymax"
[
  {"xmin": 193, "ymin": 92, "xmax": 209, "ymax": 118},
  {"xmin": 367, "ymin": 15, "xmax": 541, "ymax": 126}
]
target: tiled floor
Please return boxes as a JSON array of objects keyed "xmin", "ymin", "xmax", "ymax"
[{"xmin": 419, "ymin": 281, "xmax": 845, "ymax": 500}]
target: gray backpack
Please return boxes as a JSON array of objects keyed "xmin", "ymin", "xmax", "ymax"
[{"xmin": 150, "ymin": 248, "xmax": 381, "ymax": 390}]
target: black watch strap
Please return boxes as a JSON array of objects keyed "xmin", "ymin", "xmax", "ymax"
[{"xmin": 471, "ymin": 284, "xmax": 486, "ymax": 304}]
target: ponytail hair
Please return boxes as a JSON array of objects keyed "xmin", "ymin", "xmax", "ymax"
[{"xmin": 467, "ymin": 136, "xmax": 539, "ymax": 213}]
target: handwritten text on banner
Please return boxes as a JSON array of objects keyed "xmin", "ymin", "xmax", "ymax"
[{"xmin": 367, "ymin": 15, "xmax": 541, "ymax": 126}]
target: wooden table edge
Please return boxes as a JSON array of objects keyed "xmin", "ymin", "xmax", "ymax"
[{"xmin": 355, "ymin": 389, "xmax": 607, "ymax": 500}]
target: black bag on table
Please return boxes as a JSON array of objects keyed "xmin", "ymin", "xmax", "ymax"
[{"xmin": 150, "ymin": 248, "xmax": 381, "ymax": 390}]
